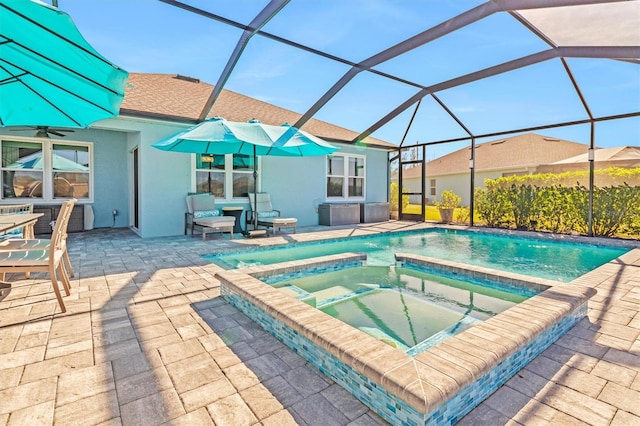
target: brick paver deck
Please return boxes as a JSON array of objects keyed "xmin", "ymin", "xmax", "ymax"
[{"xmin": 0, "ymin": 224, "xmax": 638, "ymax": 425}]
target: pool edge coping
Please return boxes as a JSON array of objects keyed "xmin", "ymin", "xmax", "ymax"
[{"xmin": 215, "ymin": 251, "xmax": 597, "ymax": 415}]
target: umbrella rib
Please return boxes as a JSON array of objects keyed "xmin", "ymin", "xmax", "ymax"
[
  {"xmin": 0, "ymin": 63, "xmax": 84, "ymax": 127},
  {"xmin": 0, "ymin": 60, "xmax": 117, "ymax": 116},
  {"xmin": 0, "ymin": 33, "xmax": 122, "ymax": 96},
  {"xmin": 0, "ymin": 71, "xmax": 27, "ymax": 85}
]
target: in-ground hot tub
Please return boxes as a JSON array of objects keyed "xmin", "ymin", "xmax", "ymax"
[{"xmin": 217, "ymin": 252, "xmax": 595, "ymax": 425}]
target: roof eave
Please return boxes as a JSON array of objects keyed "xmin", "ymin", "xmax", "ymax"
[{"xmin": 119, "ymin": 109, "xmax": 200, "ymax": 124}]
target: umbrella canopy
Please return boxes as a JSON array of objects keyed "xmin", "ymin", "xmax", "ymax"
[
  {"xmin": 0, "ymin": 0, "xmax": 128, "ymax": 128},
  {"xmin": 152, "ymin": 117, "xmax": 338, "ymax": 157},
  {"xmin": 152, "ymin": 117, "xmax": 338, "ymax": 231},
  {"xmin": 6, "ymin": 151, "xmax": 89, "ymax": 171},
  {"xmin": 268, "ymin": 123, "xmax": 340, "ymax": 157},
  {"xmin": 152, "ymin": 117, "xmax": 277, "ymax": 155}
]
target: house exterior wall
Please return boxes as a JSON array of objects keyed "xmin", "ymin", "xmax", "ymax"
[
  {"xmin": 262, "ymin": 144, "xmax": 389, "ymax": 227},
  {"xmin": 1, "ymin": 120, "xmax": 391, "ymax": 237},
  {"xmin": 105, "ymin": 117, "xmax": 190, "ymax": 238},
  {"xmin": 92, "ymin": 117, "xmax": 391, "ymax": 237},
  {"xmin": 0, "ymin": 127, "xmax": 130, "ymax": 230},
  {"xmin": 74, "ymin": 128, "xmax": 129, "ymax": 229}
]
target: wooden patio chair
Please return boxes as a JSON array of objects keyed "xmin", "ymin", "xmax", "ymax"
[{"xmin": 0, "ymin": 199, "xmax": 75, "ymax": 313}]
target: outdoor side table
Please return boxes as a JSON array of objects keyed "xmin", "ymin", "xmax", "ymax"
[{"xmin": 222, "ymin": 207, "xmax": 244, "ymax": 234}]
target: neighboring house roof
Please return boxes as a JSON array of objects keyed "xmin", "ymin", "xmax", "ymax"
[
  {"xmin": 400, "ymin": 133, "xmax": 589, "ymax": 178},
  {"xmin": 537, "ymin": 145, "xmax": 640, "ymax": 172},
  {"xmin": 119, "ymin": 73, "xmax": 395, "ymax": 149},
  {"xmin": 549, "ymin": 145, "xmax": 640, "ymax": 164}
]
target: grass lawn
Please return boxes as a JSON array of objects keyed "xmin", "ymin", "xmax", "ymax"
[{"xmin": 403, "ymin": 204, "xmax": 479, "ymax": 223}]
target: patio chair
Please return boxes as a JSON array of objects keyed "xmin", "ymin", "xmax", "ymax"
[
  {"xmin": 247, "ymin": 193, "xmax": 297, "ymax": 234},
  {"xmin": 0, "ymin": 199, "xmax": 76, "ymax": 279},
  {"xmin": 185, "ymin": 193, "xmax": 235, "ymax": 240},
  {"xmin": 20, "ymin": 180, "xmax": 42, "ymax": 198},
  {"xmin": 0, "ymin": 199, "xmax": 75, "ymax": 313}
]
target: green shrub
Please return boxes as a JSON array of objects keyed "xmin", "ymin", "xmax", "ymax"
[
  {"xmin": 474, "ymin": 186, "xmax": 511, "ymax": 228},
  {"xmin": 435, "ymin": 190, "xmax": 461, "ymax": 209},
  {"xmin": 389, "ymin": 182, "xmax": 409, "ymax": 212}
]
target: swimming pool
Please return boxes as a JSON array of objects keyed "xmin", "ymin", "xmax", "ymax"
[
  {"xmin": 208, "ymin": 228, "xmax": 629, "ymax": 281},
  {"xmin": 265, "ymin": 265, "xmax": 538, "ymax": 353}
]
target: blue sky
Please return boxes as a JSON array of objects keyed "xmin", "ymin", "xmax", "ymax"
[{"xmin": 58, "ymin": 0, "xmax": 639, "ymax": 156}]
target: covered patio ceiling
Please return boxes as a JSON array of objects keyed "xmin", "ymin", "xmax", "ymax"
[{"xmin": 159, "ymin": 0, "xmax": 639, "ymax": 149}]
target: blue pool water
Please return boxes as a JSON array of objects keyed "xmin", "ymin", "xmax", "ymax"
[
  {"xmin": 265, "ymin": 265, "xmax": 538, "ymax": 352},
  {"xmin": 208, "ymin": 228, "xmax": 628, "ymax": 281}
]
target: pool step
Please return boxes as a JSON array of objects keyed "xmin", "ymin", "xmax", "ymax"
[{"xmin": 277, "ymin": 284, "xmax": 317, "ymax": 307}]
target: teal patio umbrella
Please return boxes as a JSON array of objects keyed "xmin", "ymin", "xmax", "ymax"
[
  {"xmin": 0, "ymin": 0, "xmax": 128, "ymax": 128},
  {"xmin": 152, "ymin": 117, "xmax": 338, "ymax": 157},
  {"xmin": 153, "ymin": 117, "xmax": 338, "ymax": 230},
  {"xmin": 6, "ymin": 151, "xmax": 89, "ymax": 171}
]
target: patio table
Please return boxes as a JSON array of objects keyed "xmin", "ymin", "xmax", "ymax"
[
  {"xmin": 222, "ymin": 206, "xmax": 244, "ymax": 234},
  {"xmin": 0, "ymin": 213, "xmax": 43, "ymax": 235},
  {"xmin": 0, "ymin": 213, "xmax": 43, "ymax": 290}
]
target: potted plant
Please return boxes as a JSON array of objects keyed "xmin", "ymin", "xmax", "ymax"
[{"xmin": 436, "ymin": 190, "xmax": 461, "ymax": 223}]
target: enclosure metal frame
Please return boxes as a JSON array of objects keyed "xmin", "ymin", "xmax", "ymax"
[{"xmin": 162, "ymin": 0, "xmax": 639, "ymax": 236}]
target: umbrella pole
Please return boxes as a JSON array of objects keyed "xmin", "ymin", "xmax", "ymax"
[{"xmin": 253, "ymin": 145, "xmax": 258, "ymax": 230}]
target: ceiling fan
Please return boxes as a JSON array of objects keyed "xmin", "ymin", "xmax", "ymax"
[{"xmin": 10, "ymin": 126, "xmax": 75, "ymax": 138}]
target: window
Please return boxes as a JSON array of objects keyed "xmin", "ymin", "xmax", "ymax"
[
  {"xmin": 1, "ymin": 137, "xmax": 92, "ymax": 201},
  {"xmin": 430, "ymin": 179, "xmax": 436, "ymax": 196},
  {"xmin": 195, "ymin": 154, "xmax": 225, "ymax": 196},
  {"xmin": 195, "ymin": 153, "xmax": 255, "ymax": 200},
  {"xmin": 326, "ymin": 154, "xmax": 365, "ymax": 200},
  {"xmin": 52, "ymin": 144, "xmax": 90, "ymax": 199}
]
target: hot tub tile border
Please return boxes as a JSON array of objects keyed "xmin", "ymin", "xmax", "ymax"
[{"xmin": 217, "ymin": 252, "xmax": 595, "ymax": 425}]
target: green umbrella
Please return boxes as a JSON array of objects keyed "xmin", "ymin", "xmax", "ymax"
[{"xmin": 0, "ymin": 0, "xmax": 128, "ymax": 128}]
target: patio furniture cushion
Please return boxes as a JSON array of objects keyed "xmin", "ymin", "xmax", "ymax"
[
  {"xmin": 0, "ymin": 249, "xmax": 51, "ymax": 266},
  {"xmin": 257, "ymin": 217, "xmax": 297, "ymax": 234},
  {"xmin": 262, "ymin": 217, "xmax": 297, "ymax": 227},
  {"xmin": 192, "ymin": 194, "xmax": 216, "ymax": 211},
  {"xmin": 195, "ymin": 217, "xmax": 235, "ymax": 227},
  {"xmin": 193, "ymin": 216, "xmax": 235, "ymax": 240},
  {"xmin": 193, "ymin": 209, "xmax": 221, "ymax": 219},
  {"xmin": 257, "ymin": 211, "xmax": 279, "ymax": 219}
]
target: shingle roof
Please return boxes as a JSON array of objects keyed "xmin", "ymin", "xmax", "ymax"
[
  {"xmin": 402, "ymin": 133, "xmax": 589, "ymax": 178},
  {"xmin": 119, "ymin": 73, "xmax": 395, "ymax": 148},
  {"xmin": 549, "ymin": 146, "xmax": 640, "ymax": 164}
]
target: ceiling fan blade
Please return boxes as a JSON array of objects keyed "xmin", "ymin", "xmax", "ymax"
[{"xmin": 48, "ymin": 130, "xmax": 66, "ymax": 137}]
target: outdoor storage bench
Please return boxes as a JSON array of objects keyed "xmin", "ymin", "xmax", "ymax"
[
  {"xmin": 360, "ymin": 202, "xmax": 390, "ymax": 223},
  {"xmin": 318, "ymin": 203, "xmax": 360, "ymax": 226}
]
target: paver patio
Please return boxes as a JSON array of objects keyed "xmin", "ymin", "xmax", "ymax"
[{"xmin": 0, "ymin": 223, "xmax": 638, "ymax": 425}]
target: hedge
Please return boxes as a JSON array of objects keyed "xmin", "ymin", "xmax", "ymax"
[{"xmin": 474, "ymin": 167, "xmax": 640, "ymax": 238}]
